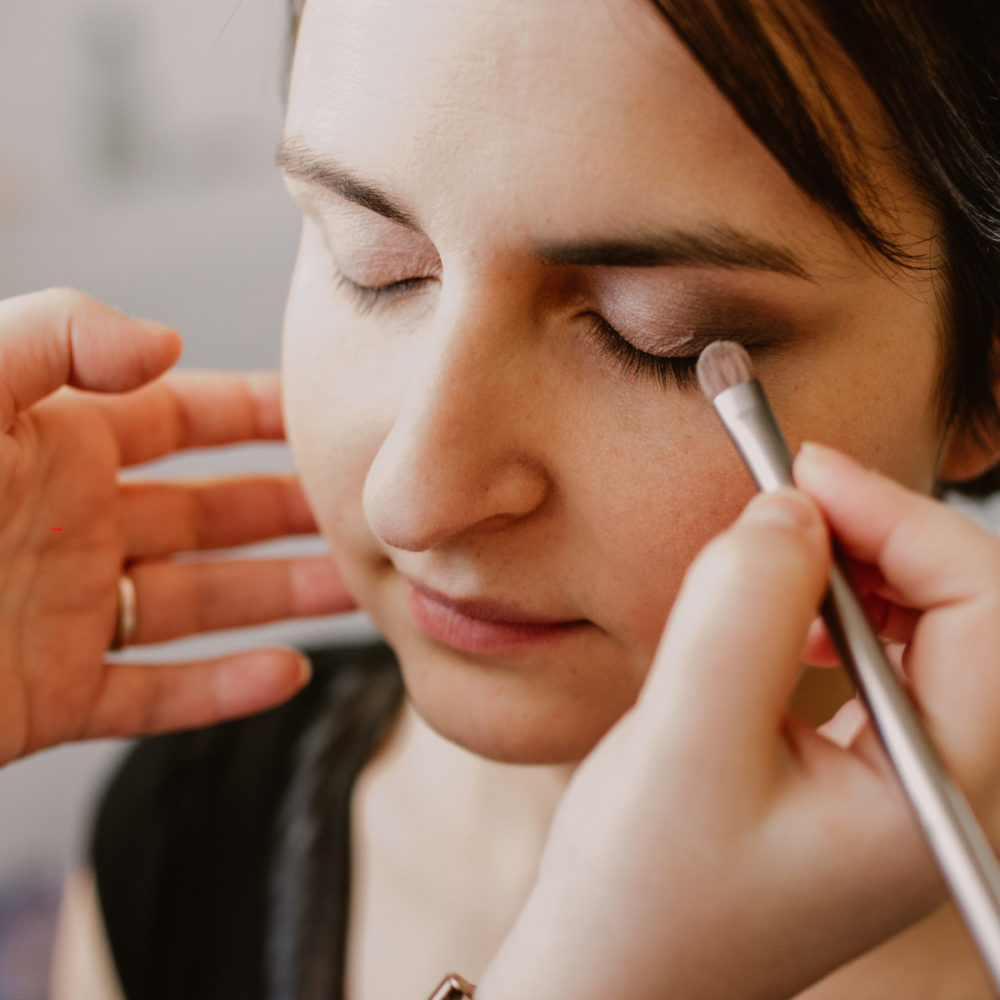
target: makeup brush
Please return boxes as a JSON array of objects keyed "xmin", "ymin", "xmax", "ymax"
[{"xmin": 697, "ymin": 339, "xmax": 1000, "ymax": 990}]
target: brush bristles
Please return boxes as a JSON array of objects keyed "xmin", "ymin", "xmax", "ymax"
[{"xmin": 696, "ymin": 340, "xmax": 755, "ymax": 400}]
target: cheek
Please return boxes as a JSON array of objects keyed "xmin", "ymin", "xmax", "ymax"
[
  {"xmin": 560, "ymin": 396, "xmax": 759, "ymax": 670},
  {"xmin": 758, "ymin": 305, "xmax": 947, "ymax": 492},
  {"xmin": 772, "ymin": 351, "xmax": 944, "ymax": 493},
  {"xmin": 280, "ymin": 252, "xmax": 393, "ymax": 584},
  {"xmin": 587, "ymin": 342, "xmax": 945, "ymax": 677}
]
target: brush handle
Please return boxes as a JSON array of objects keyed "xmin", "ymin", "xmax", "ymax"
[{"xmin": 713, "ymin": 378, "xmax": 1000, "ymax": 991}]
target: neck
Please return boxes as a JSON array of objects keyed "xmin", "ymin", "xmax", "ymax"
[
  {"xmin": 363, "ymin": 695, "xmax": 574, "ymax": 854},
  {"xmin": 346, "ymin": 697, "xmax": 574, "ymax": 997}
]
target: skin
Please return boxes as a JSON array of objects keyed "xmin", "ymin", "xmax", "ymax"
[
  {"xmin": 479, "ymin": 461, "xmax": 1000, "ymax": 998},
  {"xmin": 4, "ymin": 1, "xmax": 1000, "ymax": 995},
  {"xmin": 0, "ymin": 289, "xmax": 354, "ymax": 765},
  {"xmin": 279, "ymin": 0, "xmax": 978, "ymax": 766}
]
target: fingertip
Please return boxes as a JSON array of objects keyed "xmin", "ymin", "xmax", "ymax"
[
  {"xmin": 289, "ymin": 557, "xmax": 359, "ymax": 616},
  {"xmin": 793, "ymin": 441, "xmax": 868, "ymax": 495},
  {"xmin": 295, "ymin": 652, "xmax": 313, "ymax": 686},
  {"xmin": 69, "ymin": 305, "xmax": 183, "ymax": 391},
  {"xmin": 136, "ymin": 323, "xmax": 183, "ymax": 378},
  {"xmin": 244, "ymin": 371, "xmax": 284, "ymax": 438},
  {"xmin": 132, "ymin": 315, "xmax": 178, "ymax": 337},
  {"xmin": 800, "ymin": 615, "xmax": 843, "ymax": 667},
  {"xmin": 138, "ymin": 318, "xmax": 183, "ymax": 351},
  {"xmin": 213, "ymin": 649, "xmax": 311, "ymax": 719},
  {"xmin": 739, "ymin": 489, "xmax": 828, "ymax": 554},
  {"xmin": 245, "ymin": 371, "xmax": 282, "ymax": 407}
]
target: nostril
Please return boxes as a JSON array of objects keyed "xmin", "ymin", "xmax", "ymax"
[{"xmin": 363, "ymin": 434, "xmax": 550, "ymax": 552}]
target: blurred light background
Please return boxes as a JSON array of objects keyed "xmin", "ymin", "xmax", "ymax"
[{"xmin": 0, "ymin": 2, "xmax": 371, "ymax": 993}]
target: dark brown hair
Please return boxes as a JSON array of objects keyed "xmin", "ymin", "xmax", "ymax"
[
  {"xmin": 650, "ymin": 1, "xmax": 1000, "ymax": 490},
  {"xmin": 285, "ymin": 0, "xmax": 1000, "ymax": 488}
]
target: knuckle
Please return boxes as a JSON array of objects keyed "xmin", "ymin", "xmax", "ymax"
[
  {"xmin": 36, "ymin": 286, "xmax": 94, "ymax": 326},
  {"xmin": 37, "ymin": 285, "xmax": 87, "ymax": 307},
  {"xmin": 189, "ymin": 484, "xmax": 217, "ymax": 550}
]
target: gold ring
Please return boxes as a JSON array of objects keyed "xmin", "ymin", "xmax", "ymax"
[{"xmin": 109, "ymin": 574, "xmax": 138, "ymax": 651}]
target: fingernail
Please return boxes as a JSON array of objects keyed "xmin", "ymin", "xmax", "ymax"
[
  {"xmin": 742, "ymin": 488, "xmax": 818, "ymax": 532},
  {"xmin": 295, "ymin": 653, "xmax": 313, "ymax": 685},
  {"xmin": 794, "ymin": 441, "xmax": 858, "ymax": 484},
  {"xmin": 133, "ymin": 317, "xmax": 178, "ymax": 337},
  {"xmin": 245, "ymin": 372, "xmax": 284, "ymax": 437}
]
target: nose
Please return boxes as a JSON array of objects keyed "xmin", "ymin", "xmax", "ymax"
[{"xmin": 362, "ymin": 288, "xmax": 551, "ymax": 552}]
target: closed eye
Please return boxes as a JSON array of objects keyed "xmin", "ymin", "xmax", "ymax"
[
  {"xmin": 584, "ymin": 314, "xmax": 700, "ymax": 389},
  {"xmin": 335, "ymin": 271, "xmax": 433, "ymax": 316}
]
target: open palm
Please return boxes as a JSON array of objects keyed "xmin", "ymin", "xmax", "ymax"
[{"xmin": 0, "ymin": 289, "xmax": 354, "ymax": 765}]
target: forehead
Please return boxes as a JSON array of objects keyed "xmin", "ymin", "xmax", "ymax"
[
  {"xmin": 286, "ymin": 0, "xmax": 828, "ymax": 243},
  {"xmin": 290, "ymin": 0, "xmax": 706, "ymax": 116},
  {"xmin": 283, "ymin": 0, "xmax": 936, "ymax": 285}
]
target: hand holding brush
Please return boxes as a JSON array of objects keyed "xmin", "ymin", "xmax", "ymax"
[{"xmin": 698, "ymin": 339, "xmax": 1000, "ymax": 991}]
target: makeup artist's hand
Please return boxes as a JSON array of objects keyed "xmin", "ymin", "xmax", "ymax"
[
  {"xmin": 480, "ymin": 444, "xmax": 1000, "ymax": 1000},
  {"xmin": 0, "ymin": 289, "xmax": 354, "ymax": 765}
]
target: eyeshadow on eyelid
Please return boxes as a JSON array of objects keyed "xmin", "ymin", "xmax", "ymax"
[
  {"xmin": 588, "ymin": 263, "xmax": 810, "ymax": 327},
  {"xmin": 599, "ymin": 295, "xmax": 790, "ymax": 357},
  {"xmin": 311, "ymin": 223, "xmax": 439, "ymax": 285}
]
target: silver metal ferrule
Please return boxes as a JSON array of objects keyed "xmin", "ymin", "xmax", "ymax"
[{"xmin": 712, "ymin": 379, "xmax": 794, "ymax": 492}]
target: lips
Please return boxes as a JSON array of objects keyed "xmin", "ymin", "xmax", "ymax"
[{"xmin": 403, "ymin": 578, "xmax": 587, "ymax": 655}]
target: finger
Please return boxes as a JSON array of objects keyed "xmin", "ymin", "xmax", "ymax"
[
  {"xmin": 799, "ymin": 557, "xmax": 885, "ymax": 666},
  {"xmin": 816, "ymin": 697, "xmax": 869, "ymax": 748},
  {"xmin": 120, "ymin": 474, "xmax": 319, "ymax": 558},
  {"xmin": 639, "ymin": 488, "xmax": 830, "ymax": 781},
  {"xmin": 86, "ymin": 369, "xmax": 285, "ymax": 466},
  {"xmin": 80, "ymin": 649, "xmax": 312, "ymax": 740},
  {"xmin": 794, "ymin": 442, "xmax": 999, "ymax": 609},
  {"xmin": 0, "ymin": 289, "xmax": 181, "ymax": 430},
  {"xmin": 126, "ymin": 556, "xmax": 356, "ymax": 643},
  {"xmin": 795, "ymin": 442, "xmax": 1000, "ymax": 791},
  {"xmin": 800, "ymin": 596, "xmax": 920, "ymax": 666},
  {"xmin": 812, "ymin": 698, "xmax": 903, "ymax": 783},
  {"xmin": 801, "ymin": 614, "xmax": 842, "ymax": 667}
]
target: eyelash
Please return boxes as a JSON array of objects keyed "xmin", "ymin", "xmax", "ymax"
[
  {"xmin": 334, "ymin": 271, "xmax": 431, "ymax": 316},
  {"xmin": 584, "ymin": 314, "xmax": 700, "ymax": 389},
  {"xmin": 332, "ymin": 272, "xmax": 700, "ymax": 389}
]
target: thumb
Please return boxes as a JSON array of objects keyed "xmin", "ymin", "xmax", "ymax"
[
  {"xmin": 0, "ymin": 289, "xmax": 182, "ymax": 430},
  {"xmin": 639, "ymin": 488, "xmax": 830, "ymax": 782}
]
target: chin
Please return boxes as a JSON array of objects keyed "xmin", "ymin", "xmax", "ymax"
[{"xmin": 390, "ymin": 635, "xmax": 637, "ymax": 765}]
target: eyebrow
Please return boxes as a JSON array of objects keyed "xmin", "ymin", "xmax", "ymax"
[
  {"xmin": 277, "ymin": 136, "xmax": 418, "ymax": 229},
  {"xmin": 535, "ymin": 230, "xmax": 810, "ymax": 279},
  {"xmin": 277, "ymin": 136, "xmax": 811, "ymax": 280}
]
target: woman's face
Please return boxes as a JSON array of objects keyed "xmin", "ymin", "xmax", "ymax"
[{"xmin": 280, "ymin": 0, "xmax": 960, "ymax": 762}]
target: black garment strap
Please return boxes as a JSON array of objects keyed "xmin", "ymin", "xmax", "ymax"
[
  {"xmin": 267, "ymin": 647, "xmax": 403, "ymax": 1000},
  {"xmin": 91, "ymin": 643, "xmax": 404, "ymax": 1000}
]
